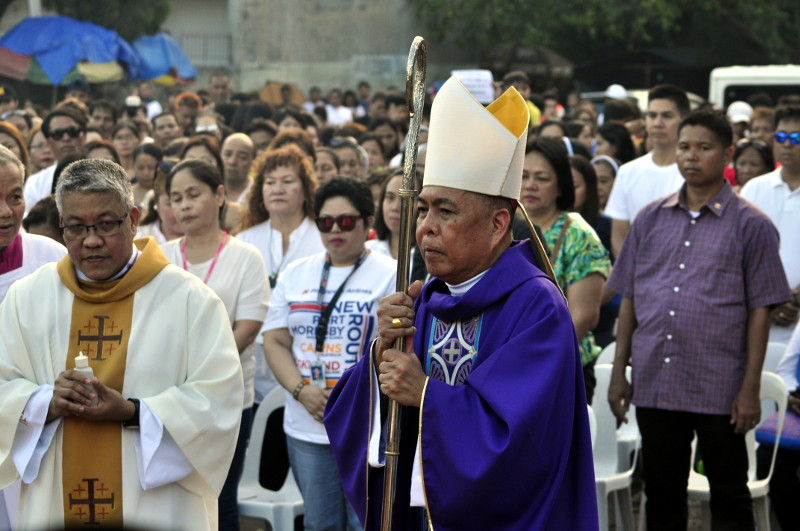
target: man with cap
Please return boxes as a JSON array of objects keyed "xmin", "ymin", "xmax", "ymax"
[
  {"xmin": 727, "ymin": 101, "xmax": 754, "ymax": 144},
  {"xmin": 324, "ymin": 77, "xmax": 597, "ymax": 530}
]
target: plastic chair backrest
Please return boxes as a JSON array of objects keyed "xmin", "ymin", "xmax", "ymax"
[
  {"xmin": 757, "ymin": 371, "xmax": 787, "ymax": 483},
  {"xmin": 596, "ymin": 342, "xmax": 616, "ymax": 366},
  {"xmin": 763, "ymin": 342, "xmax": 788, "ymax": 374},
  {"xmin": 593, "ymin": 364, "xmax": 622, "ymax": 470},
  {"xmin": 241, "ymin": 387, "xmax": 286, "ymax": 489},
  {"xmin": 587, "ymin": 404, "xmax": 597, "ymax": 450}
]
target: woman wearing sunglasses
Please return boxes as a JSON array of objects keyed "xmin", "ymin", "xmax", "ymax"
[
  {"xmin": 161, "ymin": 158, "xmax": 269, "ymax": 530},
  {"xmin": 262, "ymin": 177, "xmax": 396, "ymax": 531}
]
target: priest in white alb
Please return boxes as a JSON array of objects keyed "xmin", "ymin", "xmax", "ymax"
[{"xmin": 0, "ymin": 158, "xmax": 243, "ymax": 530}]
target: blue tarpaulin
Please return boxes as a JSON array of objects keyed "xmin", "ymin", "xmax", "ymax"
[
  {"xmin": 0, "ymin": 15, "xmax": 140, "ymax": 84},
  {"xmin": 133, "ymin": 33, "xmax": 196, "ymax": 82}
]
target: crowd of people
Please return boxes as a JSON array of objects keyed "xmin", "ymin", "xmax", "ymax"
[{"xmin": 0, "ymin": 65, "xmax": 798, "ymax": 530}]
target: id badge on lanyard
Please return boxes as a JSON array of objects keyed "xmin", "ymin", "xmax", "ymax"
[
  {"xmin": 310, "ymin": 358, "xmax": 326, "ymax": 388},
  {"xmin": 312, "ymin": 251, "xmax": 367, "ymax": 388}
]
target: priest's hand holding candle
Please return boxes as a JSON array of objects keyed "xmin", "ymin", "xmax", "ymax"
[{"xmin": 47, "ymin": 370, "xmax": 136, "ymax": 423}]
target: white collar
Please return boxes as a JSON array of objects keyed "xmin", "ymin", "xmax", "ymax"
[
  {"xmin": 76, "ymin": 244, "xmax": 140, "ymax": 283},
  {"xmin": 445, "ymin": 268, "xmax": 491, "ymax": 297}
]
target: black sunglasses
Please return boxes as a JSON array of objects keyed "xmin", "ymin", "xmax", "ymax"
[
  {"xmin": 47, "ymin": 126, "xmax": 83, "ymax": 140},
  {"xmin": 316, "ymin": 214, "xmax": 362, "ymax": 233}
]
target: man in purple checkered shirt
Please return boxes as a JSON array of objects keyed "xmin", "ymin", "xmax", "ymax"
[{"xmin": 607, "ymin": 108, "xmax": 791, "ymax": 530}]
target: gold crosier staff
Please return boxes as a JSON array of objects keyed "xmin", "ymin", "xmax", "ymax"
[
  {"xmin": 380, "ymin": 35, "xmax": 426, "ymax": 531},
  {"xmin": 380, "ymin": 38, "xmax": 559, "ymax": 530}
]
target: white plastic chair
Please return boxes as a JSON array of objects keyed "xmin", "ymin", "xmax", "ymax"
[
  {"xmin": 762, "ymin": 342, "xmax": 788, "ymax": 374},
  {"xmin": 687, "ymin": 371, "xmax": 787, "ymax": 530},
  {"xmin": 588, "ymin": 404, "xmax": 597, "ymax": 450},
  {"xmin": 596, "ymin": 341, "xmax": 617, "ymax": 366},
  {"xmin": 616, "ymin": 366, "xmax": 640, "ymax": 472},
  {"xmin": 760, "ymin": 343, "xmax": 788, "ymax": 424},
  {"xmin": 238, "ymin": 388, "xmax": 304, "ymax": 531},
  {"xmin": 593, "ymin": 364, "xmax": 637, "ymax": 531},
  {"xmin": 594, "ymin": 343, "xmax": 641, "ymax": 469}
]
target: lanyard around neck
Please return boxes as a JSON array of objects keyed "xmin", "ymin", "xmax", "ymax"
[
  {"xmin": 181, "ymin": 231, "xmax": 229, "ymax": 285},
  {"xmin": 315, "ymin": 250, "xmax": 368, "ymax": 353},
  {"xmin": 267, "ymin": 223, "xmax": 293, "ymax": 289}
]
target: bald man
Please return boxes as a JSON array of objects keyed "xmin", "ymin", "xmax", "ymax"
[{"xmin": 221, "ymin": 133, "xmax": 255, "ymax": 204}]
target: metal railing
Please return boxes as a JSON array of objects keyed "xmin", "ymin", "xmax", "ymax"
[{"xmin": 177, "ymin": 32, "xmax": 231, "ymax": 67}]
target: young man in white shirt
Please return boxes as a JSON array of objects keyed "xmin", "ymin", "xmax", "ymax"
[
  {"xmin": 605, "ymin": 84, "xmax": 690, "ymax": 257},
  {"xmin": 741, "ymin": 104, "xmax": 800, "ymax": 344}
]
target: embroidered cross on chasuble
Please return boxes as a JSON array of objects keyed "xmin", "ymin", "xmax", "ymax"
[
  {"xmin": 425, "ymin": 314, "xmax": 483, "ymax": 385},
  {"xmin": 55, "ymin": 243, "xmax": 168, "ymax": 527}
]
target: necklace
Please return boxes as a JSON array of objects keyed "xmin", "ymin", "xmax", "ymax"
[{"xmin": 181, "ymin": 231, "xmax": 229, "ymax": 284}]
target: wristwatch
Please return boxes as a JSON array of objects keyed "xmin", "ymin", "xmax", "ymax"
[{"xmin": 123, "ymin": 398, "xmax": 140, "ymax": 429}]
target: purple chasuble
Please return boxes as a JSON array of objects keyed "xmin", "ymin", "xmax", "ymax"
[
  {"xmin": 0, "ymin": 233, "xmax": 23, "ymax": 275},
  {"xmin": 325, "ymin": 241, "xmax": 599, "ymax": 530}
]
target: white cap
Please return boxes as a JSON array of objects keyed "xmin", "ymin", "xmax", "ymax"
[
  {"xmin": 605, "ymin": 84, "xmax": 627, "ymax": 99},
  {"xmin": 727, "ymin": 100, "xmax": 753, "ymax": 124},
  {"xmin": 125, "ymin": 95, "xmax": 142, "ymax": 107},
  {"xmin": 423, "ymin": 76, "xmax": 529, "ymax": 200}
]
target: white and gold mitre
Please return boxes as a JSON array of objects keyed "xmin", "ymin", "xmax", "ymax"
[{"xmin": 423, "ymin": 76, "xmax": 529, "ymax": 200}]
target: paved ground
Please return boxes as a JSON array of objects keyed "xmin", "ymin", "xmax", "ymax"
[{"xmin": 242, "ymin": 492, "xmax": 771, "ymax": 530}]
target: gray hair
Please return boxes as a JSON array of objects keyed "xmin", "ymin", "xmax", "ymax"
[
  {"xmin": 0, "ymin": 145, "xmax": 25, "ymax": 182},
  {"xmin": 55, "ymin": 158, "xmax": 134, "ymax": 215}
]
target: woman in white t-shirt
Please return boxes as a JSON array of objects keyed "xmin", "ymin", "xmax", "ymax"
[
  {"xmin": 160, "ymin": 159, "xmax": 269, "ymax": 531},
  {"xmin": 263, "ymin": 178, "xmax": 397, "ymax": 531},
  {"xmin": 238, "ymin": 144, "xmax": 325, "ymax": 289},
  {"xmin": 237, "ymin": 144, "xmax": 326, "ymax": 402}
]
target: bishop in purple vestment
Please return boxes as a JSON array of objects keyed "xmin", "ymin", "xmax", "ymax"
[{"xmin": 324, "ymin": 76, "xmax": 598, "ymax": 530}]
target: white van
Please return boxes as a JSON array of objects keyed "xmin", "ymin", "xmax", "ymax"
[{"xmin": 709, "ymin": 65, "xmax": 800, "ymax": 107}]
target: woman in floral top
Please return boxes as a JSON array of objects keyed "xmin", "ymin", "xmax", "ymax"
[{"xmin": 518, "ymin": 138, "xmax": 611, "ymax": 402}]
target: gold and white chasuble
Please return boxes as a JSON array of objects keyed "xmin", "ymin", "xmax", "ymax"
[{"xmin": 0, "ymin": 239, "xmax": 243, "ymax": 530}]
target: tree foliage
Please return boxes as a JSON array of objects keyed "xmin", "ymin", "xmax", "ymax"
[
  {"xmin": 0, "ymin": 0, "xmax": 15, "ymax": 22},
  {"xmin": 42, "ymin": 0, "xmax": 170, "ymax": 42},
  {"xmin": 406, "ymin": 0, "xmax": 800, "ymax": 65}
]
